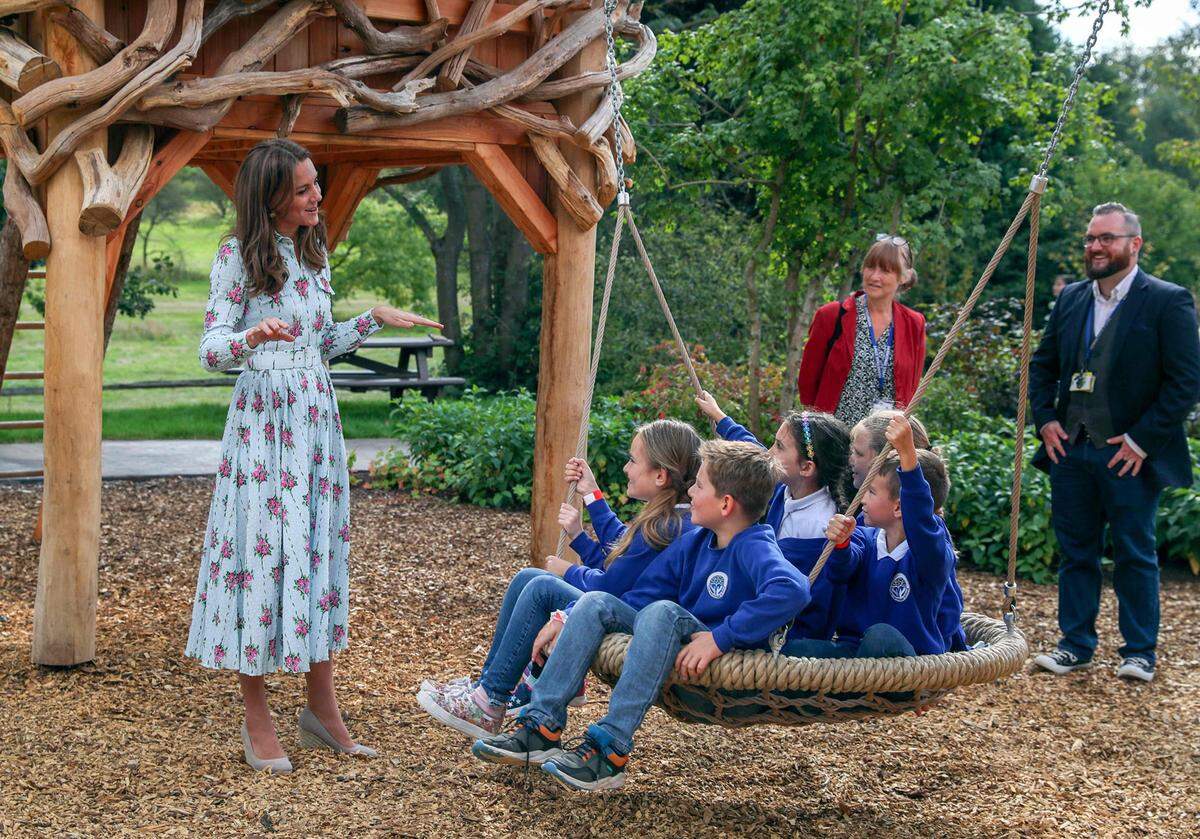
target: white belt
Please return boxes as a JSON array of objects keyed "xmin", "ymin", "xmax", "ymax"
[{"xmin": 245, "ymin": 346, "xmax": 323, "ymax": 371}]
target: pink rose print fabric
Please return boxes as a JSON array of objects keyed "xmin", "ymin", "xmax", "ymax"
[{"xmin": 186, "ymin": 234, "xmax": 380, "ymax": 675}]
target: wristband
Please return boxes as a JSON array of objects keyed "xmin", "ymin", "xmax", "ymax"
[
  {"xmin": 551, "ymin": 610, "xmax": 567, "ymax": 625},
  {"xmin": 582, "ymin": 489, "xmax": 603, "ymax": 504},
  {"xmin": 836, "ymin": 536, "xmax": 852, "ymax": 550}
]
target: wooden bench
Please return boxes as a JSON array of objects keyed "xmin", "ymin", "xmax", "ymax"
[{"xmin": 329, "ymin": 335, "xmax": 465, "ymax": 400}]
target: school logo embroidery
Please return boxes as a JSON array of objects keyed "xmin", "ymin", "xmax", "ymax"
[
  {"xmin": 706, "ymin": 572, "xmax": 729, "ymax": 599},
  {"xmin": 889, "ymin": 573, "xmax": 911, "ymax": 603}
]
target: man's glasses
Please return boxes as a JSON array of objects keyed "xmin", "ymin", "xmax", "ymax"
[{"xmin": 1083, "ymin": 233, "xmax": 1135, "ymax": 247}]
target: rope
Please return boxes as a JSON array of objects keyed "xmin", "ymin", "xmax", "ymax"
[
  {"xmin": 807, "ymin": 187, "xmax": 1040, "ymax": 583},
  {"xmin": 1004, "ymin": 187, "xmax": 1042, "ymax": 617},
  {"xmin": 553, "ymin": 209, "xmax": 627, "ymax": 558}
]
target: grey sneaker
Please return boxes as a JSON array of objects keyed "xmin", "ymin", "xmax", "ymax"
[
  {"xmin": 1032, "ymin": 649, "xmax": 1092, "ymax": 675},
  {"xmin": 416, "ymin": 686, "xmax": 504, "ymax": 739},
  {"xmin": 1116, "ymin": 656, "xmax": 1155, "ymax": 682}
]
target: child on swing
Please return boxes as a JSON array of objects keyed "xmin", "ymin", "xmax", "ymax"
[
  {"xmin": 695, "ymin": 393, "xmax": 857, "ymax": 643},
  {"xmin": 416, "ymin": 419, "xmax": 701, "ymax": 738},
  {"xmin": 472, "ymin": 441, "xmax": 810, "ymax": 791},
  {"xmin": 793, "ymin": 414, "xmax": 962, "ymax": 658},
  {"xmin": 849, "ymin": 410, "xmax": 968, "ymax": 652}
]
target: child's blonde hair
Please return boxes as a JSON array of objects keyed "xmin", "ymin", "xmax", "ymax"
[
  {"xmin": 606, "ymin": 419, "xmax": 702, "ymax": 567},
  {"xmin": 698, "ymin": 440, "xmax": 784, "ymax": 522},
  {"xmin": 852, "ymin": 409, "xmax": 931, "ymax": 456}
]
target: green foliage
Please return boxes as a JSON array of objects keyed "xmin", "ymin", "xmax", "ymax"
[
  {"xmin": 24, "ymin": 253, "xmax": 180, "ymax": 318},
  {"xmin": 331, "ymin": 195, "xmax": 437, "ymax": 307},
  {"xmin": 371, "ymin": 389, "xmax": 641, "ymax": 512}
]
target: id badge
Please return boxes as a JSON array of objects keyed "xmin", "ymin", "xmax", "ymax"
[{"xmin": 1070, "ymin": 371, "xmax": 1096, "ymax": 393}]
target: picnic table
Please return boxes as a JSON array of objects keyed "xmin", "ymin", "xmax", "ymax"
[{"xmin": 328, "ymin": 335, "xmax": 465, "ymax": 400}]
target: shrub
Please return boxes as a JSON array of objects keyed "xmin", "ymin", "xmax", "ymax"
[
  {"xmin": 922, "ymin": 298, "xmax": 1030, "ymax": 419},
  {"xmin": 370, "ymin": 388, "xmax": 642, "ymax": 513}
]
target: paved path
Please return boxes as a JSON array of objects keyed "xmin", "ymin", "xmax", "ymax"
[{"xmin": 0, "ymin": 439, "xmax": 399, "ymax": 481}]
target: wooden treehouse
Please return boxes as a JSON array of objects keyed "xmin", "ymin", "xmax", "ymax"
[{"xmin": 0, "ymin": 0, "xmax": 654, "ymax": 666}]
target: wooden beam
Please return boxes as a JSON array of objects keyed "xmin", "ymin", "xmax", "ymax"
[
  {"xmin": 362, "ymin": 0, "xmax": 542, "ymax": 31},
  {"xmin": 530, "ymin": 0, "xmax": 605, "ymax": 565},
  {"xmin": 463, "ymin": 143, "xmax": 556, "ymax": 254},
  {"xmin": 0, "ymin": 219, "xmax": 31, "ymax": 391},
  {"xmin": 33, "ymin": 0, "xmax": 107, "ymax": 667},
  {"xmin": 0, "ymin": 27, "xmax": 61, "ymax": 94},
  {"xmin": 321, "ymin": 164, "xmax": 380, "ymax": 247},
  {"xmin": 197, "ymin": 160, "xmax": 238, "ymax": 199},
  {"xmin": 76, "ymin": 125, "xmax": 155, "ymax": 237}
]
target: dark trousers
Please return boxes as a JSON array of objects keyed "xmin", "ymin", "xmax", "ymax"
[{"xmin": 1049, "ymin": 439, "xmax": 1161, "ymax": 664}]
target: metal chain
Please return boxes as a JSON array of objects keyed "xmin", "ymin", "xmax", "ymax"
[
  {"xmin": 602, "ymin": 0, "xmax": 628, "ymax": 202},
  {"xmin": 1037, "ymin": 0, "xmax": 1109, "ymax": 178}
]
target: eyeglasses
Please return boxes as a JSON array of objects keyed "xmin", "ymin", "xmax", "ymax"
[
  {"xmin": 1082, "ymin": 233, "xmax": 1136, "ymax": 247},
  {"xmin": 875, "ymin": 233, "xmax": 908, "ymax": 247}
]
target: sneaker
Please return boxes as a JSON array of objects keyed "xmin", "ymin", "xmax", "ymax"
[
  {"xmin": 1032, "ymin": 649, "xmax": 1092, "ymax": 675},
  {"xmin": 541, "ymin": 734, "xmax": 629, "ymax": 792},
  {"xmin": 416, "ymin": 686, "xmax": 503, "ymax": 739},
  {"xmin": 1116, "ymin": 656, "xmax": 1155, "ymax": 682},
  {"xmin": 419, "ymin": 675, "xmax": 474, "ymax": 696},
  {"xmin": 504, "ymin": 670, "xmax": 588, "ymax": 718},
  {"xmin": 471, "ymin": 717, "xmax": 563, "ymax": 766}
]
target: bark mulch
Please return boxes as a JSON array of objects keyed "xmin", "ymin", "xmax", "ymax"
[{"xmin": 0, "ymin": 479, "xmax": 1197, "ymax": 838}]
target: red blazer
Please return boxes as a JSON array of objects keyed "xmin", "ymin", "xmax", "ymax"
[{"xmin": 796, "ymin": 292, "xmax": 927, "ymax": 414}]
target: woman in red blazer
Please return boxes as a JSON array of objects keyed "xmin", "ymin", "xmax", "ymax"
[{"xmin": 797, "ymin": 236, "xmax": 927, "ymax": 426}]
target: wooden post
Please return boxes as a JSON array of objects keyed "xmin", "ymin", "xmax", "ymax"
[
  {"xmin": 32, "ymin": 0, "xmax": 107, "ymax": 666},
  {"xmin": 529, "ymin": 1, "xmax": 605, "ymax": 565}
]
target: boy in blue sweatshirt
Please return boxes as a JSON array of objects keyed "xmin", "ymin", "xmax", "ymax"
[
  {"xmin": 472, "ymin": 441, "xmax": 810, "ymax": 791},
  {"xmin": 795, "ymin": 415, "xmax": 962, "ymax": 658}
]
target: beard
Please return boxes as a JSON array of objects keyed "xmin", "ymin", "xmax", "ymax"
[{"xmin": 1085, "ymin": 246, "xmax": 1133, "ymax": 280}]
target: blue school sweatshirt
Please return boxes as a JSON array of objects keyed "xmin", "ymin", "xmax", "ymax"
[
  {"xmin": 621, "ymin": 524, "xmax": 811, "ymax": 652},
  {"xmin": 714, "ymin": 416, "xmax": 857, "ymax": 641},
  {"xmin": 839, "ymin": 465, "xmax": 963, "ymax": 656},
  {"xmin": 564, "ymin": 497, "xmax": 694, "ymax": 596}
]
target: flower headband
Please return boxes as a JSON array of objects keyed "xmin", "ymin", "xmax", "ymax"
[{"xmin": 800, "ymin": 410, "xmax": 816, "ymax": 461}]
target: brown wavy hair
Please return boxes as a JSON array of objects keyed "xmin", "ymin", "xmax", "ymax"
[
  {"xmin": 861, "ymin": 237, "xmax": 918, "ymax": 292},
  {"xmin": 231, "ymin": 139, "xmax": 327, "ymax": 297},
  {"xmin": 604, "ymin": 419, "xmax": 702, "ymax": 568}
]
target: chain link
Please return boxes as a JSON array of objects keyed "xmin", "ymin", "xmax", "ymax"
[
  {"xmin": 1037, "ymin": 0, "xmax": 1109, "ymax": 178},
  {"xmin": 602, "ymin": 0, "xmax": 628, "ymax": 200}
]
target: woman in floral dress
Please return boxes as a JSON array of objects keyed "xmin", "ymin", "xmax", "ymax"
[{"xmin": 185, "ymin": 139, "xmax": 441, "ymax": 771}]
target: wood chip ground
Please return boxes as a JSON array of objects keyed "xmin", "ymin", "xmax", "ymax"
[{"xmin": 1, "ymin": 479, "xmax": 1197, "ymax": 837}]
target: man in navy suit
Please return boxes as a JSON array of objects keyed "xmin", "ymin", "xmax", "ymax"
[{"xmin": 1029, "ymin": 202, "xmax": 1200, "ymax": 683}]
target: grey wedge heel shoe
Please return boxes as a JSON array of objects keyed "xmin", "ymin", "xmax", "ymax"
[
  {"xmin": 241, "ymin": 722, "xmax": 293, "ymax": 773},
  {"xmin": 297, "ymin": 708, "xmax": 378, "ymax": 757}
]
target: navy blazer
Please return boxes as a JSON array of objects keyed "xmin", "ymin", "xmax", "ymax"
[{"xmin": 1029, "ymin": 269, "xmax": 1200, "ymax": 489}]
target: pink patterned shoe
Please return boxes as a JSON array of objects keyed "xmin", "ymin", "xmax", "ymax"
[{"xmin": 416, "ymin": 686, "xmax": 504, "ymax": 739}]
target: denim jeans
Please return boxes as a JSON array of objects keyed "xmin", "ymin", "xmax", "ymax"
[
  {"xmin": 523, "ymin": 592, "xmax": 708, "ymax": 754},
  {"xmin": 1050, "ymin": 440, "xmax": 1161, "ymax": 665},
  {"xmin": 478, "ymin": 568, "xmax": 583, "ymax": 706},
  {"xmin": 782, "ymin": 623, "xmax": 917, "ymax": 659}
]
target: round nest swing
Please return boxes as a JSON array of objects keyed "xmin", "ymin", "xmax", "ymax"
[{"xmin": 548, "ymin": 0, "xmax": 1112, "ymax": 729}]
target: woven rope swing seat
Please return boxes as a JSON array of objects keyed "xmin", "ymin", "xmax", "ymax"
[{"xmin": 549, "ymin": 1, "xmax": 1113, "ymax": 728}]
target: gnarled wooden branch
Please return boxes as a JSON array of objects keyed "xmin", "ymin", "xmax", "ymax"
[
  {"xmin": 1, "ymin": 156, "xmax": 49, "ymax": 260},
  {"xmin": 328, "ymin": 0, "xmax": 448, "ymax": 55},
  {"xmin": 373, "ymin": 165, "xmax": 445, "ymax": 190},
  {"xmin": 138, "ymin": 66, "xmax": 434, "ymax": 115},
  {"xmin": 0, "ymin": 0, "xmax": 61, "ymax": 16},
  {"xmin": 322, "ymin": 52, "xmax": 422, "ymax": 79},
  {"xmin": 13, "ymin": 0, "xmax": 177, "ymax": 127},
  {"xmin": 136, "ymin": 0, "xmax": 329, "ymax": 132},
  {"xmin": 5, "ymin": 0, "xmax": 204, "ymax": 185},
  {"xmin": 396, "ymin": 0, "xmax": 575, "ymax": 91},
  {"xmin": 0, "ymin": 27, "xmax": 61, "ymax": 94},
  {"xmin": 528, "ymin": 132, "xmax": 601, "ymax": 229},
  {"xmin": 76, "ymin": 125, "xmax": 154, "ymax": 236},
  {"xmin": 589, "ymin": 136, "xmax": 617, "ymax": 207},
  {"xmin": 526, "ymin": 15, "xmax": 655, "ymax": 101},
  {"xmin": 50, "ymin": 9, "xmax": 125, "ymax": 66},
  {"xmin": 436, "ymin": 0, "xmax": 494, "ymax": 91},
  {"xmin": 201, "ymin": 0, "xmax": 279, "ymax": 46},
  {"xmin": 339, "ymin": 1, "xmax": 624, "ymax": 133},
  {"xmin": 278, "ymin": 94, "xmax": 304, "ymax": 137}
]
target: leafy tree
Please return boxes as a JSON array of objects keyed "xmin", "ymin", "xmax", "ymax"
[{"xmin": 137, "ymin": 174, "xmax": 189, "ymax": 266}]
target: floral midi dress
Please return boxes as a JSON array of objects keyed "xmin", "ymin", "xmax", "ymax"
[{"xmin": 185, "ymin": 233, "xmax": 381, "ymax": 675}]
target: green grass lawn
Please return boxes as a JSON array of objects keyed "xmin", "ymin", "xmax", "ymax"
[{"xmin": 2, "ymin": 206, "xmax": 442, "ymax": 443}]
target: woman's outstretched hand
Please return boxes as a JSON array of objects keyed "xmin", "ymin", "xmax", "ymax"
[
  {"xmin": 371, "ymin": 306, "xmax": 444, "ymax": 330},
  {"xmin": 246, "ymin": 317, "xmax": 295, "ymax": 348}
]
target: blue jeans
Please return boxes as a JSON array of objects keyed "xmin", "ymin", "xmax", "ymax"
[
  {"xmin": 523, "ymin": 592, "xmax": 707, "ymax": 755},
  {"xmin": 782, "ymin": 623, "xmax": 917, "ymax": 659},
  {"xmin": 1050, "ymin": 440, "xmax": 1161, "ymax": 665},
  {"xmin": 478, "ymin": 568, "xmax": 583, "ymax": 706}
]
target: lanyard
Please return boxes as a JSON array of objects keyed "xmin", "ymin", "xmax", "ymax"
[
  {"xmin": 868, "ymin": 317, "xmax": 894, "ymax": 396},
  {"xmin": 1081, "ymin": 293, "xmax": 1125, "ymax": 370}
]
